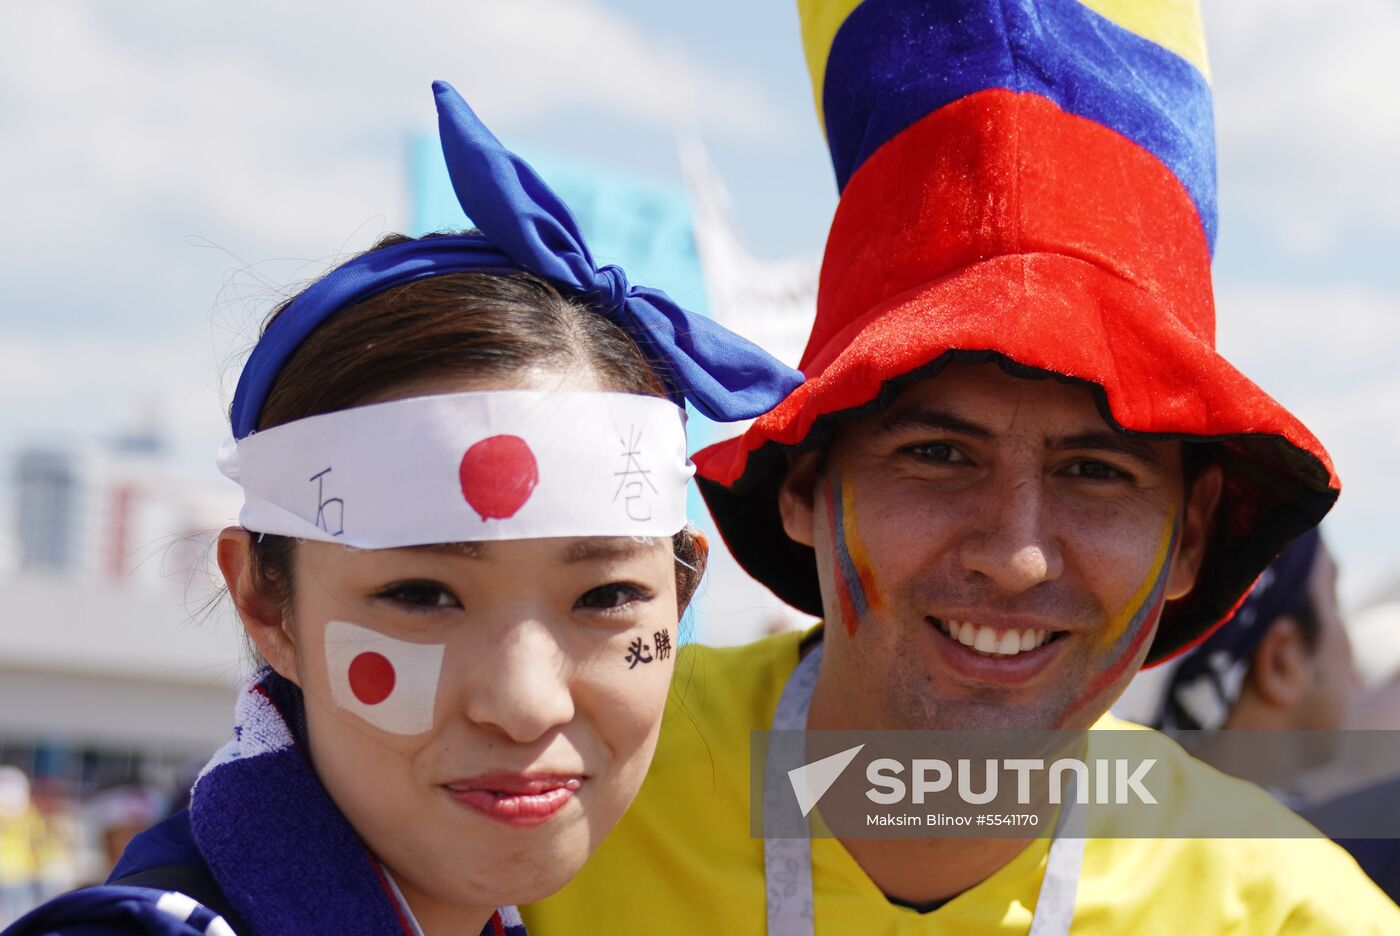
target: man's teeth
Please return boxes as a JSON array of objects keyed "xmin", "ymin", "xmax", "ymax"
[{"xmin": 942, "ymin": 619, "xmax": 1052, "ymax": 656}]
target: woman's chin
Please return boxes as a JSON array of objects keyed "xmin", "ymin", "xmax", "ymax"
[{"xmin": 405, "ymin": 817, "xmax": 596, "ymax": 910}]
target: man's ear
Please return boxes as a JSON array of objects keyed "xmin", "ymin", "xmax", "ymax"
[
  {"xmin": 1246, "ymin": 616, "xmax": 1312, "ymax": 709},
  {"xmin": 1166, "ymin": 464, "xmax": 1223, "ymax": 601},
  {"xmin": 216, "ymin": 528, "xmax": 301, "ymax": 685},
  {"xmin": 778, "ymin": 451, "xmax": 823, "ymax": 548}
]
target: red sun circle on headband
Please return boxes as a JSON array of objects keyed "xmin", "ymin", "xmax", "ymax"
[
  {"xmin": 459, "ymin": 435, "xmax": 539, "ymax": 520},
  {"xmin": 348, "ymin": 651, "xmax": 396, "ymax": 706}
]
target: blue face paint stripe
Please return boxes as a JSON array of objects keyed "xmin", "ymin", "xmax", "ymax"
[{"xmin": 830, "ymin": 480, "xmax": 870, "ymax": 621}]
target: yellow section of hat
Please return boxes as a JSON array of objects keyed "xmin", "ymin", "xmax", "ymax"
[
  {"xmin": 797, "ymin": 0, "xmax": 863, "ymax": 132},
  {"xmin": 798, "ymin": 0, "xmax": 1210, "ymax": 135},
  {"xmin": 1078, "ymin": 0, "xmax": 1211, "ymax": 81}
]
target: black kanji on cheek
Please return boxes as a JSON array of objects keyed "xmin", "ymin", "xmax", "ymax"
[{"xmin": 624, "ymin": 636, "xmax": 653, "ymax": 669}]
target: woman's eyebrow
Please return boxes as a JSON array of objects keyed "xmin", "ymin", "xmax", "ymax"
[
  {"xmin": 403, "ymin": 542, "xmax": 489, "ymax": 559},
  {"xmin": 562, "ymin": 538, "xmax": 653, "ymax": 564}
]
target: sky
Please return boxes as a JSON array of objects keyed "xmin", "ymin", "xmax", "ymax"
[{"xmin": 0, "ymin": 0, "xmax": 1397, "ymax": 608}]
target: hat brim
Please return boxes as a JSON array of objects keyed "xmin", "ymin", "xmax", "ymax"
[{"xmin": 694, "ymin": 255, "xmax": 1337, "ymax": 665}]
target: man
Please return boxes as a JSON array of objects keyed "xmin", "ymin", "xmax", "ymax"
[
  {"xmin": 525, "ymin": 0, "xmax": 1398, "ymax": 931},
  {"xmin": 1141, "ymin": 530, "xmax": 1400, "ymax": 905},
  {"xmin": 1150, "ymin": 528, "xmax": 1357, "ymax": 736}
]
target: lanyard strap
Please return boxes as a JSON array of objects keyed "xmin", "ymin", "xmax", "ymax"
[{"xmin": 761, "ymin": 642, "xmax": 1084, "ymax": 936}]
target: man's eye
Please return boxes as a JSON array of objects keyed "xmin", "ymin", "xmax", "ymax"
[
  {"xmin": 377, "ymin": 581, "xmax": 461, "ymax": 610},
  {"xmin": 907, "ymin": 442, "xmax": 961, "ymax": 462},
  {"xmin": 575, "ymin": 583, "xmax": 653, "ymax": 612},
  {"xmin": 1066, "ymin": 461, "xmax": 1127, "ymax": 481}
]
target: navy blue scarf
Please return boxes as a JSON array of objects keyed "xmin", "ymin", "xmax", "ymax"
[
  {"xmin": 4, "ymin": 670, "xmax": 527, "ymax": 936},
  {"xmin": 190, "ymin": 669, "xmax": 525, "ymax": 935}
]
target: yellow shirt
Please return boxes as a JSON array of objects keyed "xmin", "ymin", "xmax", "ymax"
[{"xmin": 525, "ymin": 629, "xmax": 1399, "ymax": 934}]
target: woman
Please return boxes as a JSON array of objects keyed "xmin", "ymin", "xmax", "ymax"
[{"xmin": 4, "ymin": 81, "xmax": 801, "ymax": 936}]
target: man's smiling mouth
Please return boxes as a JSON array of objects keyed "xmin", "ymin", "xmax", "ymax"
[{"xmin": 928, "ymin": 616, "xmax": 1067, "ymax": 658}]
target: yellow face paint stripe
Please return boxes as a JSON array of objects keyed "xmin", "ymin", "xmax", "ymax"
[{"xmin": 1100, "ymin": 506, "xmax": 1179, "ymax": 647}]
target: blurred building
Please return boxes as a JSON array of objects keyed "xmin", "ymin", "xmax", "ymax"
[{"xmin": 1, "ymin": 426, "xmax": 245, "ymax": 794}]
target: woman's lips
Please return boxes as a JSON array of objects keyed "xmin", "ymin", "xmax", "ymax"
[{"xmin": 444, "ymin": 774, "xmax": 583, "ymax": 827}]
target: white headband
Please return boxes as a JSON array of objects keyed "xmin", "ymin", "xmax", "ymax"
[{"xmin": 217, "ymin": 391, "xmax": 693, "ymax": 546}]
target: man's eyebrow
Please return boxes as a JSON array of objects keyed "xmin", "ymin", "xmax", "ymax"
[
  {"xmin": 562, "ymin": 538, "xmax": 655, "ymax": 564},
  {"xmin": 876, "ymin": 408, "xmax": 992, "ymax": 438},
  {"xmin": 1053, "ymin": 431, "xmax": 1163, "ymax": 468}
]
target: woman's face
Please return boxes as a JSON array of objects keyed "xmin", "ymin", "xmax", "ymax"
[
  {"xmin": 227, "ymin": 369, "xmax": 687, "ymax": 924},
  {"xmin": 286, "ymin": 532, "xmax": 679, "ymax": 914}
]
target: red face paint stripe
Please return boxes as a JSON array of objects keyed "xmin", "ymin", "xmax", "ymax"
[
  {"xmin": 1082, "ymin": 520, "xmax": 1182, "ymax": 700},
  {"xmin": 1083, "ymin": 584, "xmax": 1170, "ymax": 702},
  {"xmin": 840, "ymin": 475, "xmax": 883, "ymax": 614}
]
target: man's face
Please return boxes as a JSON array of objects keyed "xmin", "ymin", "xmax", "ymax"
[
  {"xmin": 1296, "ymin": 546, "xmax": 1358, "ymax": 731},
  {"xmin": 780, "ymin": 362, "xmax": 1218, "ymax": 732}
]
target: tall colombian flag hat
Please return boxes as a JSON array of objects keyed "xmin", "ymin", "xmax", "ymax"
[{"xmin": 694, "ymin": 0, "xmax": 1338, "ymax": 663}]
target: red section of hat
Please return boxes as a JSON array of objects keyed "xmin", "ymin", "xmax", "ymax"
[
  {"xmin": 459, "ymin": 434, "xmax": 540, "ymax": 521},
  {"xmin": 694, "ymin": 90, "xmax": 1327, "ymax": 490},
  {"xmin": 348, "ymin": 651, "xmax": 396, "ymax": 706}
]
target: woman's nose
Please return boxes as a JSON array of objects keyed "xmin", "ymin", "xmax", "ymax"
[{"xmin": 458, "ymin": 620, "xmax": 575, "ymax": 744}]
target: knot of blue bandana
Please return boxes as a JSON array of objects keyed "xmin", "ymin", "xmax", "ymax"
[
  {"xmin": 229, "ymin": 80, "xmax": 804, "ymax": 439},
  {"xmin": 590, "ymin": 263, "xmax": 631, "ymax": 317}
]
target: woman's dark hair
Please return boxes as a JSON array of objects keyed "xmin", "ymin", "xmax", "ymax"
[{"xmin": 243, "ymin": 232, "xmax": 703, "ymax": 617}]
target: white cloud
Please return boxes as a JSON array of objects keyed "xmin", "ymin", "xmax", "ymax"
[
  {"xmin": 0, "ymin": 0, "xmax": 795, "ymax": 483},
  {"xmin": 0, "ymin": 330, "xmax": 228, "ymax": 468},
  {"xmin": 1206, "ymin": 0, "xmax": 1400, "ymax": 254},
  {"xmin": 1216, "ymin": 283, "xmax": 1400, "ymax": 606},
  {"xmin": 0, "ymin": 0, "xmax": 790, "ymax": 322},
  {"xmin": 1216, "ymin": 284, "xmax": 1400, "ymax": 385}
]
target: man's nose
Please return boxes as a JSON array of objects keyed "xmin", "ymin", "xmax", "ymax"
[
  {"xmin": 457, "ymin": 619, "xmax": 575, "ymax": 744},
  {"xmin": 957, "ymin": 478, "xmax": 1064, "ymax": 593}
]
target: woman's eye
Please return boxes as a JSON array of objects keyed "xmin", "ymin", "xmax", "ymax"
[
  {"xmin": 377, "ymin": 581, "xmax": 461, "ymax": 610},
  {"xmin": 575, "ymin": 583, "xmax": 652, "ymax": 612}
]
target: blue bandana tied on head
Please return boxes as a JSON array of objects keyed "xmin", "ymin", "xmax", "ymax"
[{"xmin": 230, "ymin": 81, "xmax": 803, "ymax": 440}]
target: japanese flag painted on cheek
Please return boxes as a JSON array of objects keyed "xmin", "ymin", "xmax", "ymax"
[{"xmin": 325, "ymin": 620, "xmax": 446, "ymax": 735}]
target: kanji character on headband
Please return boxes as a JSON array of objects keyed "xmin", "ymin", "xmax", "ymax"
[{"xmin": 8, "ymin": 82, "xmax": 796, "ymax": 936}]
